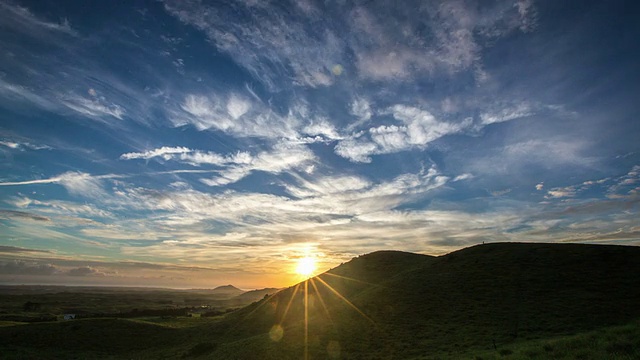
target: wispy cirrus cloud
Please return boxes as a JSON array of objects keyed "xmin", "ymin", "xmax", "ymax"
[
  {"xmin": 200, "ymin": 142, "xmax": 315, "ymax": 186},
  {"xmin": 335, "ymin": 104, "xmax": 472, "ymax": 162},
  {"xmin": 0, "ymin": 139, "xmax": 51, "ymax": 151},
  {"xmin": 162, "ymin": 0, "xmax": 537, "ymax": 88},
  {"xmin": 121, "ymin": 146, "xmax": 252, "ymax": 166},
  {"xmin": 0, "ymin": 171, "xmax": 119, "ymax": 198},
  {"xmin": 175, "ymin": 93, "xmax": 302, "ymax": 139},
  {"xmin": 61, "ymin": 94, "xmax": 125, "ymax": 121},
  {"xmin": 0, "ymin": 1, "xmax": 77, "ymax": 37},
  {"xmin": 0, "ymin": 210, "xmax": 50, "ymax": 222}
]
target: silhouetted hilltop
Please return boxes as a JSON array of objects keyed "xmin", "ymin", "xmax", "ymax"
[{"xmin": 223, "ymin": 242, "xmax": 640, "ymax": 358}]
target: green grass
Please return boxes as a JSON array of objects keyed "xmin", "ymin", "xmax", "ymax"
[
  {"xmin": 0, "ymin": 321, "xmax": 28, "ymax": 327},
  {"xmin": 453, "ymin": 320, "xmax": 640, "ymax": 360}
]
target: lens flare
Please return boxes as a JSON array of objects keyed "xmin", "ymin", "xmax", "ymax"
[{"xmin": 296, "ymin": 257, "xmax": 316, "ymax": 277}]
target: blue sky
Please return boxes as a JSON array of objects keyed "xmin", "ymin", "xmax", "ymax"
[{"xmin": 0, "ymin": 0, "xmax": 638, "ymax": 289}]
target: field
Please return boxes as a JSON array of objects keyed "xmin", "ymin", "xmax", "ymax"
[{"xmin": 1, "ymin": 242, "xmax": 639, "ymax": 359}]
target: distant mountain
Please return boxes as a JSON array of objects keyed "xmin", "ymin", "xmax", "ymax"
[
  {"xmin": 210, "ymin": 284, "xmax": 244, "ymax": 296},
  {"xmin": 232, "ymin": 287, "xmax": 282, "ymax": 303},
  {"xmin": 220, "ymin": 242, "xmax": 640, "ymax": 359}
]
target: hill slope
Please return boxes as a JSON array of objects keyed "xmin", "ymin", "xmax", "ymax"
[
  {"xmin": 2, "ymin": 242, "xmax": 640, "ymax": 359},
  {"xmin": 217, "ymin": 242, "xmax": 640, "ymax": 359}
]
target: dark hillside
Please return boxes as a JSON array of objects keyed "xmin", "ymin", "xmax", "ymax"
[{"xmin": 216, "ymin": 242, "xmax": 640, "ymax": 359}]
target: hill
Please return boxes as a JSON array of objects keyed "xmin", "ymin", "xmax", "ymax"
[
  {"xmin": 216, "ymin": 242, "xmax": 640, "ymax": 359},
  {"xmin": 232, "ymin": 288, "xmax": 282, "ymax": 303},
  {"xmin": 210, "ymin": 285, "xmax": 244, "ymax": 296},
  {"xmin": 2, "ymin": 242, "xmax": 640, "ymax": 359}
]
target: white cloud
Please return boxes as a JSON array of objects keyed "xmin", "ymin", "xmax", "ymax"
[
  {"xmin": 335, "ymin": 105, "xmax": 471, "ymax": 162},
  {"xmin": 546, "ymin": 189, "xmax": 575, "ymax": 199},
  {"xmin": 57, "ymin": 172, "xmax": 108, "ymax": 198},
  {"xmin": 0, "ymin": 139, "xmax": 50, "ymax": 151},
  {"xmin": 391, "ymin": 105, "xmax": 471, "ymax": 145},
  {"xmin": 162, "ymin": 0, "xmax": 537, "ymax": 88},
  {"xmin": 1, "ymin": 141, "xmax": 20, "ymax": 149},
  {"xmin": 480, "ymin": 102, "xmax": 532, "ymax": 125},
  {"xmin": 226, "ymin": 94, "xmax": 251, "ymax": 119},
  {"xmin": 121, "ymin": 146, "xmax": 253, "ymax": 167},
  {"xmin": 163, "ymin": 0, "xmax": 344, "ymax": 90},
  {"xmin": 200, "ymin": 142, "xmax": 315, "ymax": 186},
  {"xmin": 334, "ymin": 136, "xmax": 377, "ymax": 163},
  {"xmin": 10, "ymin": 197, "xmax": 113, "ymax": 219},
  {"xmin": 453, "ymin": 173, "xmax": 473, "ymax": 182},
  {"xmin": 536, "ymin": 182, "xmax": 544, "ymax": 191},
  {"xmin": 121, "ymin": 146, "xmax": 191, "ymax": 161},
  {"xmin": 0, "ymin": 172, "xmax": 119, "ymax": 199},
  {"xmin": 177, "ymin": 93, "xmax": 300, "ymax": 139},
  {"xmin": 62, "ymin": 95, "xmax": 125, "ymax": 120},
  {"xmin": 302, "ymin": 118, "xmax": 342, "ymax": 141},
  {"xmin": 285, "ymin": 175, "xmax": 372, "ymax": 199}
]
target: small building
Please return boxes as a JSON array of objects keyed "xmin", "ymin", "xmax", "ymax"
[{"xmin": 63, "ymin": 314, "xmax": 76, "ymax": 320}]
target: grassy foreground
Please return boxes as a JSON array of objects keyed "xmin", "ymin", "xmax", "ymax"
[{"xmin": 458, "ymin": 320, "xmax": 640, "ymax": 360}]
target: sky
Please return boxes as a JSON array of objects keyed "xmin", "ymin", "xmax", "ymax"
[{"xmin": 0, "ymin": 0, "xmax": 639, "ymax": 289}]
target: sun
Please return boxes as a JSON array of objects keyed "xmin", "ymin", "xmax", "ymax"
[{"xmin": 295, "ymin": 257, "xmax": 316, "ymax": 277}]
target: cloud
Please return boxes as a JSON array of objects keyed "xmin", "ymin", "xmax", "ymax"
[
  {"xmin": 0, "ymin": 139, "xmax": 51, "ymax": 151},
  {"xmin": 546, "ymin": 189, "xmax": 576, "ymax": 199},
  {"xmin": 176, "ymin": 93, "xmax": 300, "ymax": 139},
  {"xmin": 0, "ymin": 260, "xmax": 60, "ymax": 275},
  {"xmin": 0, "ymin": 210, "xmax": 50, "ymax": 222},
  {"xmin": 56, "ymin": 172, "xmax": 109, "ymax": 198},
  {"xmin": 61, "ymin": 95, "xmax": 125, "ymax": 120},
  {"xmin": 162, "ymin": 0, "xmax": 537, "ymax": 88},
  {"xmin": 0, "ymin": 172, "xmax": 118, "ymax": 198},
  {"xmin": 200, "ymin": 142, "xmax": 315, "ymax": 186},
  {"xmin": 302, "ymin": 118, "xmax": 342, "ymax": 141},
  {"xmin": 335, "ymin": 104, "xmax": 471, "ymax": 162},
  {"xmin": 0, "ymin": 2, "xmax": 77, "ymax": 37},
  {"xmin": 163, "ymin": 0, "xmax": 344, "ymax": 90},
  {"xmin": 0, "ymin": 79, "xmax": 58, "ymax": 111},
  {"xmin": 453, "ymin": 173, "xmax": 473, "ymax": 182},
  {"xmin": 480, "ymin": 102, "xmax": 533, "ymax": 125},
  {"xmin": 606, "ymin": 165, "xmax": 640, "ymax": 199},
  {"xmin": 9, "ymin": 197, "xmax": 113, "ymax": 219},
  {"xmin": 121, "ymin": 146, "xmax": 253, "ymax": 167},
  {"xmin": 120, "ymin": 146, "xmax": 191, "ymax": 161},
  {"xmin": 0, "ymin": 246, "xmax": 51, "ymax": 254},
  {"xmin": 334, "ymin": 136, "xmax": 378, "ymax": 163},
  {"xmin": 536, "ymin": 182, "xmax": 544, "ymax": 191},
  {"xmin": 67, "ymin": 266, "xmax": 106, "ymax": 276}
]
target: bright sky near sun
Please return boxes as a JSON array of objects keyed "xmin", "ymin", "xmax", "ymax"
[{"xmin": 0, "ymin": 0, "xmax": 639, "ymax": 289}]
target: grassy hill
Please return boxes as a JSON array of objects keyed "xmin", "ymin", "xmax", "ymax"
[
  {"xmin": 216, "ymin": 242, "xmax": 640, "ymax": 359},
  {"xmin": 2, "ymin": 242, "xmax": 640, "ymax": 359}
]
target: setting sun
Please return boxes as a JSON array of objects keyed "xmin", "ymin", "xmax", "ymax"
[{"xmin": 295, "ymin": 257, "xmax": 316, "ymax": 277}]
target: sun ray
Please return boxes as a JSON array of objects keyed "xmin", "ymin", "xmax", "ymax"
[
  {"xmin": 280, "ymin": 282, "xmax": 301, "ymax": 324},
  {"xmin": 315, "ymin": 276, "xmax": 377, "ymax": 326},
  {"xmin": 304, "ymin": 280, "xmax": 309, "ymax": 360},
  {"xmin": 322, "ymin": 272, "xmax": 383, "ymax": 287},
  {"xmin": 309, "ymin": 277, "xmax": 334, "ymax": 325}
]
